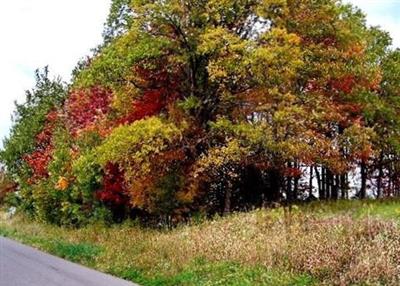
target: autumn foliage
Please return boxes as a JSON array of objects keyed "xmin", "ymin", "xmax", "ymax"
[
  {"xmin": 66, "ymin": 86, "xmax": 112, "ymax": 136},
  {"xmin": 2, "ymin": 0, "xmax": 400, "ymax": 226},
  {"xmin": 97, "ymin": 163, "xmax": 128, "ymax": 206},
  {"xmin": 23, "ymin": 111, "xmax": 58, "ymax": 181}
]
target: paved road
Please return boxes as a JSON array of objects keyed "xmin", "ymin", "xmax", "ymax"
[{"xmin": 0, "ymin": 237, "xmax": 137, "ymax": 286}]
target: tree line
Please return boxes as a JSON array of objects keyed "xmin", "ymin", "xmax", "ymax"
[{"xmin": 1, "ymin": 0, "xmax": 400, "ymax": 226}]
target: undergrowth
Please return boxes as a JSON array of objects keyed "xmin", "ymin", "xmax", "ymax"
[{"xmin": 2, "ymin": 200, "xmax": 400, "ymax": 285}]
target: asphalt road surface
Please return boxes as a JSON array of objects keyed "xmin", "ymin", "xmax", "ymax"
[{"xmin": 0, "ymin": 237, "xmax": 137, "ymax": 286}]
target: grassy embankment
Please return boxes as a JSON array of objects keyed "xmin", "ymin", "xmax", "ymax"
[{"xmin": 2, "ymin": 200, "xmax": 400, "ymax": 286}]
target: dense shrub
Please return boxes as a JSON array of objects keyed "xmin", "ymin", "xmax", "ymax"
[{"xmin": 0, "ymin": 170, "xmax": 16, "ymax": 205}]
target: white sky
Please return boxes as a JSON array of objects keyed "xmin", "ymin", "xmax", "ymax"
[
  {"xmin": 0, "ymin": 0, "xmax": 399, "ymax": 144},
  {"xmin": 0, "ymin": 0, "xmax": 111, "ymax": 146}
]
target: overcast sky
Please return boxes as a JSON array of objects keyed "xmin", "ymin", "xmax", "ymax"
[{"xmin": 0, "ymin": 0, "xmax": 399, "ymax": 145}]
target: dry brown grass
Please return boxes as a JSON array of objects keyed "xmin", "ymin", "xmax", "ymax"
[{"xmin": 2, "ymin": 203, "xmax": 400, "ymax": 285}]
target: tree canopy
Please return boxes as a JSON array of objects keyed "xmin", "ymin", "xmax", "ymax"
[{"xmin": 2, "ymin": 0, "xmax": 400, "ymax": 226}]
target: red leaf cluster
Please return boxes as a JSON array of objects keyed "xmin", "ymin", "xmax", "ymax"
[
  {"xmin": 66, "ymin": 86, "xmax": 112, "ymax": 136},
  {"xmin": 24, "ymin": 111, "xmax": 58, "ymax": 182},
  {"xmin": 119, "ymin": 63, "xmax": 181, "ymax": 124},
  {"xmin": 120, "ymin": 89, "xmax": 166, "ymax": 124},
  {"xmin": 97, "ymin": 163, "xmax": 129, "ymax": 206},
  {"xmin": 331, "ymin": 75, "xmax": 356, "ymax": 94}
]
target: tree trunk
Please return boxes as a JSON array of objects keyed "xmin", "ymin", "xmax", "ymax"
[
  {"xmin": 266, "ymin": 168, "xmax": 282, "ymax": 202},
  {"xmin": 388, "ymin": 163, "xmax": 393, "ymax": 196},
  {"xmin": 316, "ymin": 166, "xmax": 324, "ymax": 200},
  {"xmin": 287, "ymin": 176, "xmax": 293, "ymax": 202},
  {"xmin": 325, "ymin": 168, "xmax": 333, "ymax": 200},
  {"xmin": 377, "ymin": 153, "xmax": 384, "ymax": 199},
  {"xmin": 224, "ymin": 185, "xmax": 232, "ymax": 215},
  {"xmin": 321, "ymin": 167, "xmax": 327, "ymax": 200},
  {"xmin": 309, "ymin": 166, "xmax": 313, "ymax": 198},
  {"xmin": 287, "ymin": 162, "xmax": 293, "ymax": 202},
  {"xmin": 293, "ymin": 162, "xmax": 299, "ymax": 201},
  {"xmin": 360, "ymin": 161, "xmax": 367, "ymax": 199},
  {"xmin": 332, "ymin": 174, "xmax": 339, "ymax": 200},
  {"xmin": 340, "ymin": 173, "xmax": 348, "ymax": 199}
]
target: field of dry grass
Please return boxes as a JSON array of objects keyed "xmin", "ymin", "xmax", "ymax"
[{"xmin": 2, "ymin": 200, "xmax": 400, "ymax": 285}]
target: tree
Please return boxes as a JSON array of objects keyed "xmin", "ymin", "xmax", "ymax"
[
  {"xmin": 1, "ymin": 67, "xmax": 66, "ymax": 180},
  {"xmin": 103, "ymin": 0, "xmax": 133, "ymax": 43},
  {"xmin": 0, "ymin": 167, "xmax": 16, "ymax": 204},
  {"xmin": 2, "ymin": 0, "xmax": 400, "ymax": 225}
]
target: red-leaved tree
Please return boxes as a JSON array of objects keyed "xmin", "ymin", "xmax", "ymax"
[{"xmin": 24, "ymin": 111, "xmax": 58, "ymax": 182}]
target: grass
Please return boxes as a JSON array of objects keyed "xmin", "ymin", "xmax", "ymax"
[
  {"xmin": 0, "ymin": 226, "xmax": 101, "ymax": 266},
  {"xmin": 2, "ymin": 199, "xmax": 400, "ymax": 285},
  {"xmin": 287, "ymin": 198, "xmax": 400, "ymax": 219},
  {"xmin": 112, "ymin": 262, "xmax": 315, "ymax": 286}
]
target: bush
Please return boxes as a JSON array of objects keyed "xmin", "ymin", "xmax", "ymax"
[{"xmin": 0, "ymin": 170, "xmax": 16, "ymax": 205}]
